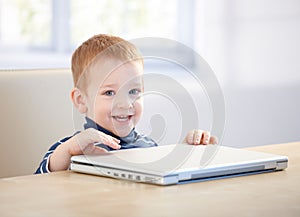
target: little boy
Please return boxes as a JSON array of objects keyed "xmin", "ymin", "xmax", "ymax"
[{"xmin": 35, "ymin": 34, "xmax": 217, "ymax": 174}]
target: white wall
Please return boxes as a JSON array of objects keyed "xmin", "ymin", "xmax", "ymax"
[{"xmin": 195, "ymin": 0, "xmax": 300, "ymax": 147}]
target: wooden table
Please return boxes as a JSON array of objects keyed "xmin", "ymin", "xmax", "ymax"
[{"xmin": 1, "ymin": 142, "xmax": 299, "ymax": 217}]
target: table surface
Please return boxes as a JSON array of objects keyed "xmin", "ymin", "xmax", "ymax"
[{"xmin": 1, "ymin": 142, "xmax": 299, "ymax": 217}]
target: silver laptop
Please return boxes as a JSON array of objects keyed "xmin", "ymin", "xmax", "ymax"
[{"xmin": 70, "ymin": 144, "xmax": 288, "ymax": 185}]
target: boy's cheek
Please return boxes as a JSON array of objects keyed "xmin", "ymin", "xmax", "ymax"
[
  {"xmin": 133, "ymin": 102, "xmax": 143, "ymax": 122},
  {"xmin": 135, "ymin": 99, "xmax": 143, "ymax": 111},
  {"xmin": 136, "ymin": 96, "xmax": 144, "ymax": 106}
]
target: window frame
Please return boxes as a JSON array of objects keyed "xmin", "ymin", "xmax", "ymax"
[{"xmin": 0, "ymin": 0, "xmax": 196, "ymax": 69}]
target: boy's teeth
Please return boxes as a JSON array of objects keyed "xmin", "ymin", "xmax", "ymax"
[
  {"xmin": 117, "ymin": 116, "xmax": 127, "ymax": 119},
  {"xmin": 114, "ymin": 115, "xmax": 131, "ymax": 122}
]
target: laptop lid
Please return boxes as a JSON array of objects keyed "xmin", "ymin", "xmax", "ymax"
[{"xmin": 70, "ymin": 144, "xmax": 288, "ymax": 185}]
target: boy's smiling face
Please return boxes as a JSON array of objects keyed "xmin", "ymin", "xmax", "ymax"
[{"xmin": 84, "ymin": 59, "xmax": 144, "ymax": 137}]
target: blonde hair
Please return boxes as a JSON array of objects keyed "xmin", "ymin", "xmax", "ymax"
[{"xmin": 71, "ymin": 34, "xmax": 143, "ymax": 88}]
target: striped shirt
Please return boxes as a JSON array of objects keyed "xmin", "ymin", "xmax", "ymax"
[{"xmin": 35, "ymin": 117, "xmax": 157, "ymax": 174}]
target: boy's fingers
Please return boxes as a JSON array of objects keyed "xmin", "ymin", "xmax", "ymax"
[
  {"xmin": 106, "ymin": 138, "xmax": 121, "ymax": 149},
  {"xmin": 112, "ymin": 137, "xmax": 121, "ymax": 143},
  {"xmin": 202, "ymin": 131, "xmax": 211, "ymax": 145},
  {"xmin": 186, "ymin": 131, "xmax": 194, "ymax": 144},
  {"xmin": 90, "ymin": 146, "xmax": 108, "ymax": 155},
  {"xmin": 98, "ymin": 132, "xmax": 121, "ymax": 149},
  {"xmin": 83, "ymin": 144, "xmax": 108, "ymax": 155},
  {"xmin": 209, "ymin": 136, "xmax": 218, "ymax": 145},
  {"xmin": 193, "ymin": 129, "xmax": 203, "ymax": 145},
  {"xmin": 185, "ymin": 129, "xmax": 217, "ymax": 145},
  {"xmin": 75, "ymin": 128, "xmax": 121, "ymax": 153}
]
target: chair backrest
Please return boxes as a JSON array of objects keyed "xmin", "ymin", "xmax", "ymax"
[{"xmin": 0, "ymin": 69, "xmax": 74, "ymax": 177}]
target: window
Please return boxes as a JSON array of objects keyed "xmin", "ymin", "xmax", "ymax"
[
  {"xmin": 71, "ymin": 0, "xmax": 178, "ymax": 44},
  {"xmin": 0, "ymin": 0, "xmax": 51, "ymax": 49},
  {"xmin": 0, "ymin": 0, "xmax": 195, "ymax": 69}
]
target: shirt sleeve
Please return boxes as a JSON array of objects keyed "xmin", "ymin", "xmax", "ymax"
[{"xmin": 34, "ymin": 136, "xmax": 72, "ymax": 174}]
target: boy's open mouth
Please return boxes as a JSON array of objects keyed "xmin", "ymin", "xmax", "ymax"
[{"xmin": 112, "ymin": 115, "xmax": 133, "ymax": 123}]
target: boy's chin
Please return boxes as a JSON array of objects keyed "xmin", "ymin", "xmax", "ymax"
[{"xmin": 113, "ymin": 127, "xmax": 133, "ymax": 138}]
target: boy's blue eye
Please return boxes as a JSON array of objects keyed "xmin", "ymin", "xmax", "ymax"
[
  {"xmin": 104, "ymin": 90, "xmax": 115, "ymax": 96},
  {"xmin": 129, "ymin": 89, "xmax": 140, "ymax": 95}
]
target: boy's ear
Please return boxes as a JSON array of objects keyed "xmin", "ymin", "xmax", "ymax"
[{"xmin": 70, "ymin": 88, "xmax": 88, "ymax": 114}]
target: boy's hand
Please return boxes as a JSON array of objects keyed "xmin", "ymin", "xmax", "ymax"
[
  {"xmin": 68, "ymin": 128, "xmax": 121, "ymax": 156},
  {"xmin": 184, "ymin": 129, "xmax": 218, "ymax": 145},
  {"xmin": 49, "ymin": 128, "xmax": 120, "ymax": 172}
]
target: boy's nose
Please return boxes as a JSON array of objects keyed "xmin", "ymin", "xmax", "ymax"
[{"xmin": 114, "ymin": 96, "xmax": 133, "ymax": 109}]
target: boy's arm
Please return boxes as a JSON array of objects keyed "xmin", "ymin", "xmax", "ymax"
[
  {"xmin": 49, "ymin": 128, "xmax": 120, "ymax": 172},
  {"xmin": 184, "ymin": 129, "xmax": 218, "ymax": 145}
]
